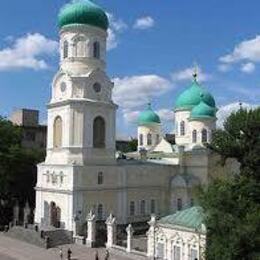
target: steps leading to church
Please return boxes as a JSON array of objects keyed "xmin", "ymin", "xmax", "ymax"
[
  {"xmin": 6, "ymin": 226, "xmax": 47, "ymax": 248},
  {"xmin": 5, "ymin": 226, "xmax": 73, "ymax": 248}
]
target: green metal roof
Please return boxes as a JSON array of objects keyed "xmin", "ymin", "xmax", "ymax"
[
  {"xmin": 175, "ymin": 79, "xmax": 216, "ymax": 111},
  {"xmin": 190, "ymin": 100, "xmax": 216, "ymax": 120},
  {"xmin": 138, "ymin": 103, "xmax": 161, "ymax": 125},
  {"xmin": 159, "ymin": 206, "xmax": 205, "ymax": 232},
  {"xmin": 58, "ymin": 0, "xmax": 109, "ymax": 30}
]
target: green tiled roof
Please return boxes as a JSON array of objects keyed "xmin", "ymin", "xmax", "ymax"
[
  {"xmin": 159, "ymin": 206, "xmax": 205, "ymax": 232},
  {"xmin": 190, "ymin": 100, "xmax": 217, "ymax": 120}
]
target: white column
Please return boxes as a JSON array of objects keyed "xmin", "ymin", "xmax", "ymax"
[
  {"xmin": 126, "ymin": 224, "xmax": 134, "ymax": 253},
  {"xmin": 147, "ymin": 215, "xmax": 157, "ymax": 258},
  {"xmin": 106, "ymin": 214, "xmax": 116, "ymax": 248},
  {"xmin": 86, "ymin": 210, "xmax": 96, "ymax": 247}
]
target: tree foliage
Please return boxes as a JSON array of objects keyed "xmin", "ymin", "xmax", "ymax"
[
  {"xmin": 201, "ymin": 107, "xmax": 260, "ymax": 260},
  {"xmin": 0, "ymin": 117, "xmax": 45, "ymax": 226}
]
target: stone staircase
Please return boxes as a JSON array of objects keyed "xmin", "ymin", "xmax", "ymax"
[
  {"xmin": 44, "ymin": 229, "xmax": 73, "ymax": 248},
  {"xmin": 5, "ymin": 225, "xmax": 73, "ymax": 249},
  {"xmin": 6, "ymin": 226, "xmax": 47, "ymax": 248}
]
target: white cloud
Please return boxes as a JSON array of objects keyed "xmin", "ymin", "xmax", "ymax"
[
  {"xmin": 240, "ymin": 62, "xmax": 255, "ymax": 73},
  {"xmin": 0, "ymin": 33, "xmax": 58, "ymax": 71},
  {"xmin": 123, "ymin": 110, "xmax": 140, "ymax": 124},
  {"xmin": 171, "ymin": 66, "xmax": 211, "ymax": 83},
  {"xmin": 107, "ymin": 13, "xmax": 127, "ymax": 50},
  {"xmin": 218, "ymin": 63, "xmax": 232, "ymax": 72},
  {"xmin": 133, "ymin": 16, "xmax": 155, "ymax": 30},
  {"xmin": 157, "ymin": 109, "xmax": 174, "ymax": 122},
  {"xmin": 219, "ymin": 35, "xmax": 260, "ymax": 73},
  {"xmin": 113, "ymin": 75, "xmax": 172, "ymax": 110},
  {"xmin": 217, "ymin": 102, "xmax": 258, "ymax": 128}
]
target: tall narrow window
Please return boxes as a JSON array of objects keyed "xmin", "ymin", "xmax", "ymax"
[
  {"xmin": 180, "ymin": 121, "xmax": 185, "ymax": 136},
  {"xmin": 130, "ymin": 201, "xmax": 135, "ymax": 216},
  {"xmin": 53, "ymin": 116, "xmax": 62, "ymax": 148},
  {"xmin": 140, "ymin": 200, "xmax": 146, "ymax": 215},
  {"xmin": 173, "ymin": 246, "xmax": 181, "ymax": 260},
  {"xmin": 97, "ymin": 204, "xmax": 103, "ymax": 220},
  {"xmin": 139, "ymin": 134, "xmax": 143, "ymax": 146},
  {"xmin": 156, "ymin": 134, "xmax": 160, "ymax": 144},
  {"xmin": 175, "ymin": 121, "xmax": 178, "ymax": 135},
  {"xmin": 202, "ymin": 129, "xmax": 208, "ymax": 143},
  {"xmin": 151, "ymin": 199, "xmax": 156, "ymax": 214},
  {"xmin": 93, "ymin": 116, "xmax": 105, "ymax": 148},
  {"xmin": 177, "ymin": 198, "xmax": 182, "ymax": 211},
  {"xmin": 189, "ymin": 249, "xmax": 198, "ymax": 260},
  {"xmin": 192, "ymin": 130, "xmax": 197, "ymax": 143},
  {"xmin": 98, "ymin": 172, "xmax": 103, "ymax": 185},
  {"xmin": 93, "ymin": 41, "xmax": 100, "ymax": 59},
  {"xmin": 147, "ymin": 133, "xmax": 152, "ymax": 146},
  {"xmin": 75, "ymin": 37, "xmax": 86, "ymax": 57},
  {"xmin": 63, "ymin": 40, "xmax": 69, "ymax": 59}
]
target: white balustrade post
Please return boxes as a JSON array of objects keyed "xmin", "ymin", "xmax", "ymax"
[
  {"xmin": 147, "ymin": 215, "xmax": 157, "ymax": 258},
  {"xmin": 13, "ymin": 202, "xmax": 19, "ymax": 225},
  {"xmin": 126, "ymin": 224, "xmax": 134, "ymax": 253},
  {"xmin": 106, "ymin": 214, "xmax": 116, "ymax": 248},
  {"xmin": 86, "ymin": 210, "xmax": 96, "ymax": 247}
]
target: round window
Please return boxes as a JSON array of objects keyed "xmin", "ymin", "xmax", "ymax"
[
  {"xmin": 60, "ymin": 82, "xmax": 67, "ymax": 92},
  {"xmin": 93, "ymin": 83, "xmax": 101, "ymax": 93}
]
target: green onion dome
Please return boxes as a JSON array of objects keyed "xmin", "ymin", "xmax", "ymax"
[
  {"xmin": 138, "ymin": 103, "xmax": 161, "ymax": 126},
  {"xmin": 190, "ymin": 98, "xmax": 217, "ymax": 120},
  {"xmin": 175, "ymin": 78, "xmax": 216, "ymax": 111},
  {"xmin": 58, "ymin": 0, "xmax": 109, "ymax": 30}
]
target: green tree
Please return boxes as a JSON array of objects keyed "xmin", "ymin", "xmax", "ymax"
[
  {"xmin": 201, "ymin": 107, "xmax": 260, "ymax": 260},
  {"xmin": 0, "ymin": 117, "xmax": 45, "ymax": 226}
]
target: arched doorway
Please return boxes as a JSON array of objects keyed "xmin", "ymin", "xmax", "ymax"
[{"xmin": 50, "ymin": 202, "xmax": 61, "ymax": 228}]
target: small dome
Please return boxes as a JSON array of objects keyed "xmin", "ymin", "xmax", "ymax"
[
  {"xmin": 190, "ymin": 100, "xmax": 216, "ymax": 119},
  {"xmin": 58, "ymin": 0, "xmax": 109, "ymax": 30},
  {"xmin": 138, "ymin": 104, "xmax": 161, "ymax": 125},
  {"xmin": 175, "ymin": 79, "xmax": 216, "ymax": 111}
]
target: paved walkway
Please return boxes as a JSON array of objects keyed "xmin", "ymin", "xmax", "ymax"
[{"xmin": 0, "ymin": 234, "xmax": 134, "ymax": 260}]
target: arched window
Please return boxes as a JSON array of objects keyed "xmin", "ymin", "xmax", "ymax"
[
  {"xmin": 53, "ymin": 116, "xmax": 62, "ymax": 148},
  {"xmin": 202, "ymin": 129, "xmax": 208, "ymax": 143},
  {"xmin": 177, "ymin": 198, "xmax": 182, "ymax": 211},
  {"xmin": 98, "ymin": 172, "xmax": 103, "ymax": 185},
  {"xmin": 147, "ymin": 133, "xmax": 152, "ymax": 146},
  {"xmin": 75, "ymin": 37, "xmax": 86, "ymax": 57},
  {"xmin": 93, "ymin": 82, "xmax": 101, "ymax": 93},
  {"xmin": 93, "ymin": 41, "xmax": 100, "ymax": 59},
  {"xmin": 93, "ymin": 116, "xmax": 106, "ymax": 148},
  {"xmin": 151, "ymin": 199, "xmax": 156, "ymax": 214},
  {"xmin": 139, "ymin": 134, "xmax": 143, "ymax": 146},
  {"xmin": 63, "ymin": 40, "xmax": 69, "ymax": 59},
  {"xmin": 130, "ymin": 201, "xmax": 135, "ymax": 216},
  {"xmin": 97, "ymin": 204, "xmax": 103, "ymax": 220},
  {"xmin": 156, "ymin": 134, "xmax": 160, "ymax": 144},
  {"xmin": 192, "ymin": 130, "xmax": 197, "ymax": 143},
  {"xmin": 180, "ymin": 121, "xmax": 185, "ymax": 136},
  {"xmin": 140, "ymin": 200, "xmax": 146, "ymax": 215}
]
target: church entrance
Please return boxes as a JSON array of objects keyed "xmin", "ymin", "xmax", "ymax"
[{"xmin": 50, "ymin": 202, "xmax": 61, "ymax": 228}]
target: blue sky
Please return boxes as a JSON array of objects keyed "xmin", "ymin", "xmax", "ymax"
[{"xmin": 0, "ymin": 0, "xmax": 259, "ymax": 138}]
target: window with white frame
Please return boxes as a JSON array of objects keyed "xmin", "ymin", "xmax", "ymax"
[
  {"xmin": 192, "ymin": 130, "xmax": 197, "ymax": 143},
  {"xmin": 177, "ymin": 198, "xmax": 182, "ymax": 211},
  {"xmin": 97, "ymin": 204, "xmax": 103, "ymax": 220},
  {"xmin": 139, "ymin": 134, "xmax": 143, "ymax": 146},
  {"xmin": 147, "ymin": 133, "xmax": 152, "ymax": 145},
  {"xmin": 156, "ymin": 242, "xmax": 164, "ymax": 259},
  {"xmin": 63, "ymin": 40, "xmax": 69, "ymax": 59},
  {"xmin": 140, "ymin": 200, "xmax": 146, "ymax": 215},
  {"xmin": 202, "ymin": 129, "xmax": 208, "ymax": 143},
  {"xmin": 180, "ymin": 121, "xmax": 185, "ymax": 136},
  {"xmin": 173, "ymin": 245, "xmax": 181, "ymax": 260},
  {"xmin": 130, "ymin": 201, "xmax": 135, "ymax": 216},
  {"xmin": 151, "ymin": 199, "xmax": 156, "ymax": 214},
  {"xmin": 98, "ymin": 172, "xmax": 103, "ymax": 185},
  {"xmin": 189, "ymin": 248, "xmax": 198, "ymax": 260}
]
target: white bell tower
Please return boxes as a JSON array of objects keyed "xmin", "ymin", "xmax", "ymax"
[
  {"xmin": 35, "ymin": 1, "xmax": 117, "ymax": 231},
  {"xmin": 46, "ymin": 23, "xmax": 117, "ymax": 165}
]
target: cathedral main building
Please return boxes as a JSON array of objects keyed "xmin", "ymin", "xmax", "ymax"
[{"xmin": 34, "ymin": 0, "xmax": 228, "ymax": 235}]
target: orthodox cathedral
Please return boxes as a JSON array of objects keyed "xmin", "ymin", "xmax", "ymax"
[{"xmin": 34, "ymin": 0, "xmax": 231, "ymax": 236}]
